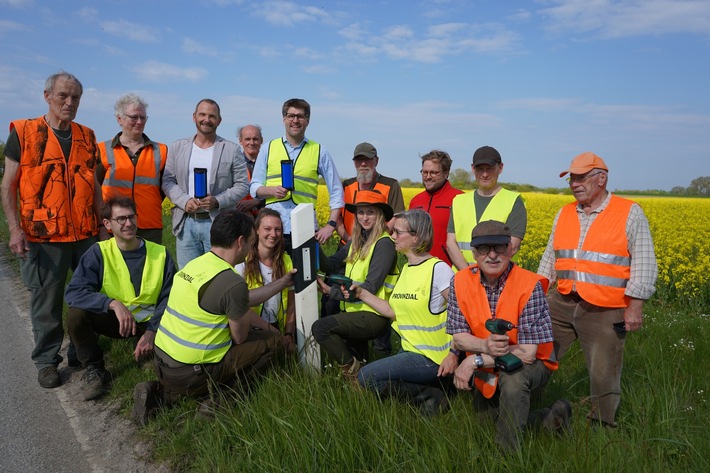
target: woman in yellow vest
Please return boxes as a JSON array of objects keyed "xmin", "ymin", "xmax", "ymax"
[
  {"xmin": 312, "ymin": 190, "xmax": 399, "ymax": 382},
  {"xmin": 347, "ymin": 210, "xmax": 458, "ymax": 415},
  {"xmin": 235, "ymin": 209, "xmax": 296, "ymax": 353}
]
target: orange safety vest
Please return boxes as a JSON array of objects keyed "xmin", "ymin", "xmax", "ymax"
[
  {"xmin": 341, "ymin": 178, "xmax": 395, "ymax": 236},
  {"xmin": 12, "ymin": 117, "xmax": 98, "ymax": 242},
  {"xmin": 99, "ymin": 140, "xmax": 167, "ymax": 229},
  {"xmin": 553, "ymin": 196, "xmax": 634, "ymax": 308},
  {"xmin": 453, "ymin": 264, "xmax": 557, "ymax": 399}
]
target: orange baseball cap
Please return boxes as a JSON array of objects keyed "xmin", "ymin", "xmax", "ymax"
[{"xmin": 559, "ymin": 152, "xmax": 609, "ymax": 178}]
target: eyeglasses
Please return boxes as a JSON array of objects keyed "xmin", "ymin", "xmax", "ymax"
[
  {"xmin": 566, "ymin": 170, "xmax": 603, "ymax": 184},
  {"xmin": 284, "ymin": 113, "xmax": 308, "ymax": 121},
  {"xmin": 125, "ymin": 114, "xmax": 148, "ymax": 123},
  {"xmin": 393, "ymin": 229, "xmax": 416, "ymax": 236},
  {"xmin": 420, "ymin": 170, "xmax": 442, "ymax": 177},
  {"xmin": 472, "ymin": 243, "xmax": 508, "ymax": 255},
  {"xmin": 110, "ymin": 214, "xmax": 137, "ymax": 225}
]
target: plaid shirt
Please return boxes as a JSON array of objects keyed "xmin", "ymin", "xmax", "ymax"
[
  {"xmin": 446, "ymin": 263, "xmax": 554, "ymax": 345},
  {"xmin": 537, "ymin": 192, "xmax": 658, "ymax": 301}
]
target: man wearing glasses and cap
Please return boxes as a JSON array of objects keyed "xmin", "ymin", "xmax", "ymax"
[
  {"xmin": 447, "ymin": 220, "xmax": 570, "ymax": 453},
  {"xmin": 537, "ymin": 152, "xmax": 658, "ymax": 428}
]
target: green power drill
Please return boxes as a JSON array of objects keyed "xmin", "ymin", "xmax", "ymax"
[{"xmin": 485, "ymin": 318, "xmax": 523, "ymax": 372}]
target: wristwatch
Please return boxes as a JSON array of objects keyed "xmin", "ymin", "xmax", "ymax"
[
  {"xmin": 474, "ymin": 354, "xmax": 484, "ymax": 368},
  {"xmin": 327, "ymin": 220, "xmax": 337, "ymax": 228}
]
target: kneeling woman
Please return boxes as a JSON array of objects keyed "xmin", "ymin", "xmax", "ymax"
[
  {"xmin": 312, "ymin": 190, "xmax": 399, "ymax": 380},
  {"xmin": 349, "ymin": 210, "xmax": 457, "ymax": 406},
  {"xmin": 235, "ymin": 209, "xmax": 296, "ymax": 352}
]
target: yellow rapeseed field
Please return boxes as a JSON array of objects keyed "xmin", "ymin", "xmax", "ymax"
[{"xmin": 317, "ymin": 186, "xmax": 710, "ymax": 301}]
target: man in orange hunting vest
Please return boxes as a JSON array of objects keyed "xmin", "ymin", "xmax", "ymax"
[
  {"xmin": 538, "ymin": 152, "xmax": 658, "ymax": 428},
  {"xmin": 1, "ymin": 71, "xmax": 101, "ymax": 389},
  {"xmin": 447, "ymin": 220, "xmax": 570, "ymax": 452}
]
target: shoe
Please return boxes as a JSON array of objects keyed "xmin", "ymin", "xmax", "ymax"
[
  {"xmin": 196, "ymin": 396, "xmax": 221, "ymax": 420},
  {"xmin": 415, "ymin": 386, "xmax": 450, "ymax": 418},
  {"xmin": 340, "ymin": 358, "xmax": 362, "ymax": 385},
  {"xmin": 38, "ymin": 366, "xmax": 60, "ymax": 388},
  {"xmin": 132, "ymin": 381, "xmax": 161, "ymax": 426},
  {"xmin": 80, "ymin": 366, "xmax": 111, "ymax": 401},
  {"xmin": 543, "ymin": 398, "xmax": 573, "ymax": 435}
]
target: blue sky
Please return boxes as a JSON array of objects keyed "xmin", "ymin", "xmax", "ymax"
[{"xmin": 2, "ymin": 0, "xmax": 709, "ymax": 191}]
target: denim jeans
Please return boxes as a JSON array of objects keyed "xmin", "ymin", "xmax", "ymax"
[
  {"xmin": 176, "ymin": 216, "xmax": 212, "ymax": 269},
  {"xmin": 547, "ymin": 289, "xmax": 626, "ymax": 426},
  {"xmin": 358, "ymin": 350, "xmax": 439, "ymax": 394},
  {"xmin": 20, "ymin": 239, "xmax": 96, "ymax": 369}
]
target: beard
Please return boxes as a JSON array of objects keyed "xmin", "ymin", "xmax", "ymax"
[{"xmin": 357, "ymin": 169, "xmax": 375, "ymax": 185}]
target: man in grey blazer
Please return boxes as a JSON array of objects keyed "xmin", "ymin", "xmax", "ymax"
[{"xmin": 162, "ymin": 99, "xmax": 249, "ymax": 268}]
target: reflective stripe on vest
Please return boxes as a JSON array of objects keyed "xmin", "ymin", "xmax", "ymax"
[
  {"xmin": 99, "ymin": 140, "xmax": 167, "ymax": 229},
  {"xmin": 98, "ymin": 238, "xmax": 166, "ymax": 322},
  {"xmin": 390, "ymin": 258, "xmax": 452, "ymax": 365},
  {"xmin": 264, "ymin": 139, "xmax": 320, "ymax": 204},
  {"xmin": 244, "ymin": 253, "xmax": 293, "ymax": 332},
  {"xmin": 453, "ymin": 264, "xmax": 556, "ymax": 398},
  {"xmin": 553, "ymin": 196, "xmax": 633, "ymax": 308},
  {"xmin": 451, "ymin": 188, "xmax": 520, "ymax": 264},
  {"xmin": 12, "ymin": 117, "xmax": 98, "ymax": 242},
  {"xmin": 344, "ymin": 232, "xmax": 399, "ymax": 314},
  {"xmin": 155, "ymin": 252, "xmax": 234, "ymax": 364}
]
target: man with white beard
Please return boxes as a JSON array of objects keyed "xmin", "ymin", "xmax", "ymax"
[{"xmin": 337, "ymin": 142, "xmax": 404, "ymax": 242}]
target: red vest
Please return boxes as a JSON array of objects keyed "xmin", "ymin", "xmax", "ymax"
[
  {"xmin": 409, "ymin": 181, "xmax": 463, "ymax": 266},
  {"xmin": 453, "ymin": 264, "xmax": 556, "ymax": 398}
]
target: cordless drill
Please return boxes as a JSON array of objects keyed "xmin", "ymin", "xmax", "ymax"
[{"xmin": 485, "ymin": 318, "xmax": 523, "ymax": 372}]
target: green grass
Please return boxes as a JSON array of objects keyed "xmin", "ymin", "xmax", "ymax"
[{"xmin": 2, "ymin": 211, "xmax": 708, "ymax": 472}]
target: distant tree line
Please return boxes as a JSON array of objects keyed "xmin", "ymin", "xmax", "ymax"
[{"xmin": 1, "ymin": 143, "xmax": 705, "ymax": 197}]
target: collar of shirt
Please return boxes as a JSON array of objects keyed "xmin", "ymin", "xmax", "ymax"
[
  {"xmin": 576, "ymin": 190, "xmax": 613, "ymax": 215},
  {"xmin": 111, "ymin": 132, "xmax": 154, "ymax": 149},
  {"xmin": 471, "ymin": 261, "xmax": 514, "ymax": 292}
]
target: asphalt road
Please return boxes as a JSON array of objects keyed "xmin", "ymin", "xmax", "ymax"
[{"xmin": 0, "ymin": 254, "xmax": 92, "ymax": 472}]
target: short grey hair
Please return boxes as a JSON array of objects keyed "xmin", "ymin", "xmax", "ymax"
[
  {"xmin": 394, "ymin": 210, "xmax": 433, "ymax": 255},
  {"xmin": 114, "ymin": 93, "xmax": 148, "ymax": 117},
  {"xmin": 45, "ymin": 71, "xmax": 83, "ymax": 94},
  {"xmin": 237, "ymin": 124, "xmax": 263, "ymax": 140}
]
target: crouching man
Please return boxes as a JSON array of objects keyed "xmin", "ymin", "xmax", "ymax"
[
  {"xmin": 65, "ymin": 196, "xmax": 177, "ymax": 400},
  {"xmin": 132, "ymin": 210, "xmax": 282, "ymax": 425},
  {"xmin": 447, "ymin": 220, "xmax": 571, "ymax": 452}
]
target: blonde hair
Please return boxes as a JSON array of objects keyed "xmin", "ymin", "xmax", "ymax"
[{"xmin": 346, "ymin": 207, "xmax": 388, "ymax": 263}]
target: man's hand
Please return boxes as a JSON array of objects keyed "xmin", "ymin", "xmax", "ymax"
[
  {"xmin": 453, "ymin": 356, "xmax": 476, "ymax": 391},
  {"xmin": 624, "ymin": 298, "xmax": 645, "ymax": 332},
  {"xmin": 259, "ymin": 185, "xmax": 289, "ymax": 199},
  {"xmin": 315, "ymin": 224, "xmax": 335, "ymax": 244},
  {"xmin": 109, "ymin": 299, "xmax": 137, "ymax": 338},
  {"xmin": 134, "ymin": 330, "xmax": 156, "ymax": 361},
  {"xmin": 236, "ymin": 198, "xmax": 262, "ymax": 212},
  {"xmin": 485, "ymin": 334, "xmax": 510, "ymax": 357},
  {"xmin": 184, "ymin": 197, "xmax": 201, "ymax": 213},
  {"xmin": 278, "ymin": 268, "xmax": 297, "ymax": 288},
  {"xmin": 8, "ymin": 228, "xmax": 29, "ymax": 258},
  {"xmin": 199, "ymin": 195, "xmax": 219, "ymax": 210},
  {"xmin": 438, "ymin": 352, "xmax": 459, "ymax": 377}
]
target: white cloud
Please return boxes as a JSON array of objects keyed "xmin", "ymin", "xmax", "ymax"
[
  {"xmin": 341, "ymin": 21, "xmax": 521, "ymax": 64},
  {"xmin": 100, "ymin": 19, "xmax": 159, "ymax": 43},
  {"xmin": 539, "ymin": 0, "xmax": 710, "ymax": 38},
  {"xmin": 302, "ymin": 64, "xmax": 336, "ymax": 74},
  {"xmin": 182, "ymin": 38, "xmax": 219, "ymax": 57},
  {"xmin": 133, "ymin": 61, "xmax": 208, "ymax": 83},
  {"xmin": 253, "ymin": 1, "xmax": 338, "ymax": 27},
  {"xmin": 0, "ymin": 19, "xmax": 27, "ymax": 33},
  {"xmin": 78, "ymin": 7, "xmax": 98, "ymax": 21}
]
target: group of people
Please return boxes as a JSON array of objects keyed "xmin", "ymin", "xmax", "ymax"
[{"xmin": 1, "ymin": 71, "xmax": 658, "ymax": 453}]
